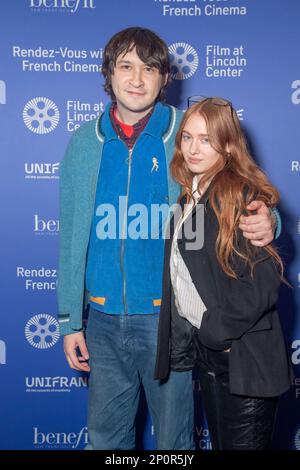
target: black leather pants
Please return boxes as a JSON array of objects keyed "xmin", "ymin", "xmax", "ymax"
[{"xmin": 196, "ymin": 343, "xmax": 279, "ymax": 450}]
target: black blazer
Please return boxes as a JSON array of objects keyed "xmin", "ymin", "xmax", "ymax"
[{"xmin": 155, "ymin": 189, "xmax": 292, "ymax": 397}]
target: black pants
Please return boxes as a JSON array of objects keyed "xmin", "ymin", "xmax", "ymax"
[{"xmin": 196, "ymin": 343, "xmax": 279, "ymax": 450}]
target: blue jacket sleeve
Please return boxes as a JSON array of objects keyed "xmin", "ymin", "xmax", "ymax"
[
  {"xmin": 271, "ymin": 207, "xmax": 281, "ymax": 239},
  {"xmin": 57, "ymin": 134, "xmax": 79, "ymax": 336}
]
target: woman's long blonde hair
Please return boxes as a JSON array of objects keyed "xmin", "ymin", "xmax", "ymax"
[{"xmin": 171, "ymin": 98, "xmax": 283, "ymax": 279}]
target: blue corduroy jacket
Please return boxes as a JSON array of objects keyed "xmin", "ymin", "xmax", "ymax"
[{"xmin": 57, "ymin": 102, "xmax": 183, "ymax": 336}]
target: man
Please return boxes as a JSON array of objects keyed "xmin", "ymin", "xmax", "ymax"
[{"xmin": 58, "ymin": 27, "xmax": 278, "ymax": 450}]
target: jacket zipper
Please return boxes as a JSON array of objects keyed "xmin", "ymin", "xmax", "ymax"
[
  {"xmin": 85, "ymin": 154, "xmax": 103, "ymax": 291},
  {"xmin": 120, "ymin": 145, "xmax": 134, "ymax": 315}
]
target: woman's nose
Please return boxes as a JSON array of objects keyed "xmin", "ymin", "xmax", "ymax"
[{"xmin": 190, "ymin": 140, "xmax": 200, "ymax": 154}]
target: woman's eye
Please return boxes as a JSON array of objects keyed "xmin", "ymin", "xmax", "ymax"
[
  {"xmin": 182, "ymin": 134, "xmax": 190, "ymax": 141},
  {"xmin": 202, "ymin": 138, "xmax": 209, "ymax": 144}
]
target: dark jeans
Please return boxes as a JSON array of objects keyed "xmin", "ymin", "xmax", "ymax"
[
  {"xmin": 85, "ymin": 306, "xmax": 194, "ymax": 450},
  {"xmin": 196, "ymin": 343, "xmax": 279, "ymax": 450}
]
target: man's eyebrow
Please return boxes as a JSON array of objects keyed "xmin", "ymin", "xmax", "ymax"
[{"xmin": 116, "ymin": 59, "xmax": 132, "ymax": 64}]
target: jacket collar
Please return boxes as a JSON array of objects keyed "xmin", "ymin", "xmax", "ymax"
[
  {"xmin": 167, "ymin": 184, "xmax": 211, "ymax": 240},
  {"xmin": 96, "ymin": 101, "xmax": 172, "ymax": 143},
  {"xmin": 180, "ymin": 182, "xmax": 212, "ymax": 212}
]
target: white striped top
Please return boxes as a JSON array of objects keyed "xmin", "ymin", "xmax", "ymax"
[{"xmin": 170, "ymin": 176, "xmax": 207, "ymax": 329}]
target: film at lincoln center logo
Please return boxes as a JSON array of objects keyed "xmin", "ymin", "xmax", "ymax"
[
  {"xmin": 25, "ymin": 314, "xmax": 60, "ymax": 349},
  {"xmin": 168, "ymin": 42, "xmax": 199, "ymax": 80},
  {"xmin": 23, "ymin": 97, "xmax": 60, "ymax": 134}
]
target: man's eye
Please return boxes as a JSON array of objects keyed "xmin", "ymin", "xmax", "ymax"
[{"xmin": 145, "ymin": 67, "xmax": 154, "ymax": 73}]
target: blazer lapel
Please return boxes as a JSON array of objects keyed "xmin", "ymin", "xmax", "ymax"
[{"xmin": 177, "ymin": 195, "xmax": 219, "ymax": 311}]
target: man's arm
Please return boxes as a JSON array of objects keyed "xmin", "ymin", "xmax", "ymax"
[
  {"xmin": 197, "ymin": 248, "xmax": 280, "ymax": 351},
  {"xmin": 58, "ymin": 131, "xmax": 90, "ymax": 367},
  {"xmin": 238, "ymin": 200, "xmax": 279, "ymax": 247},
  {"xmin": 64, "ymin": 332, "xmax": 90, "ymax": 372}
]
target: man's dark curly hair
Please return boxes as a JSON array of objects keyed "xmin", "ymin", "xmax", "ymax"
[{"xmin": 102, "ymin": 27, "xmax": 171, "ymax": 101}]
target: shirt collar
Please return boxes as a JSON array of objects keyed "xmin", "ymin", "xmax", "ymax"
[
  {"xmin": 98, "ymin": 101, "xmax": 172, "ymax": 141},
  {"xmin": 110, "ymin": 103, "xmax": 153, "ymax": 148}
]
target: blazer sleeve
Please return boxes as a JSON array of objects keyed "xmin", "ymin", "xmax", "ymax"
[{"xmin": 197, "ymin": 231, "xmax": 281, "ymax": 351}]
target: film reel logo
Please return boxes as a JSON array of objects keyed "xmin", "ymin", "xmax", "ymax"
[
  {"xmin": 23, "ymin": 97, "xmax": 60, "ymax": 134},
  {"xmin": 25, "ymin": 314, "xmax": 60, "ymax": 349},
  {"xmin": 168, "ymin": 42, "xmax": 199, "ymax": 80}
]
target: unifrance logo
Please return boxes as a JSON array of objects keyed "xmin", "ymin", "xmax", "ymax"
[
  {"xmin": 25, "ymin": 162, "xmax": 60, "ymax": 179},
  {"xmin": 0, "ymin": 80, "xmax": 6, "ymax": 104},
  {"xmin": 0, "ymin": 340, "xmax": 6, "ymax": 365},
  {"xmin": 26, "ymin": 376, "xmax": 88, "ymax": 393},
  {"xmin": 29, "ymin": 0, "xmax": 96, "ymax": 13},
  {"xmin": 23, "ymin": 97, "xmax": 60, "ymax": 134},
  {"xmin": 294, "ymin": 428, "xmax": 300, "ymax": 450},
  {"xmin": 25, "ymin": 314, "xmax": 60, "ymax": 349},
  {"xmin": 168, "ymin": 42, "xmax": 199, "ymax": 80}
]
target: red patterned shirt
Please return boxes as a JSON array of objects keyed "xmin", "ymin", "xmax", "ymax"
[{"xmin": 110, "ymin": 103, "xmax": 153, "ymax": 149}]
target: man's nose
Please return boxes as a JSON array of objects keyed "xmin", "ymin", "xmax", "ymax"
[{"xmin": 130, "ymin": 67, "xmax": 143, "ymax": 87}]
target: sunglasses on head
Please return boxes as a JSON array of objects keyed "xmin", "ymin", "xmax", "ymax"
[{"xmin": 187, "ymin": 95, "xmax": 232, "ymax": 108}]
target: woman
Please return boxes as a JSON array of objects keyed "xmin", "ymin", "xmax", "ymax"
[{"xmin": 155, "ymin": 97, "xmax": 292, "ymax": 450}]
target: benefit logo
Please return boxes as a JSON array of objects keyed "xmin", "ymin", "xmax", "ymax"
[{"xmin": 29, "ymin": 0, "xmax": 96, "ymax": 13}]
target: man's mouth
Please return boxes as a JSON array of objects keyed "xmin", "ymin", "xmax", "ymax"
[{"xmin": 127, "ymin": 91, "xmax": 145, "ymax": 96}]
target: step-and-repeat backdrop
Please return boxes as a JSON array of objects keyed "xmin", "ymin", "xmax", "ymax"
[{"xmin": 0, "ymin": 0, "xmax": 299, "ymax": 450}]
